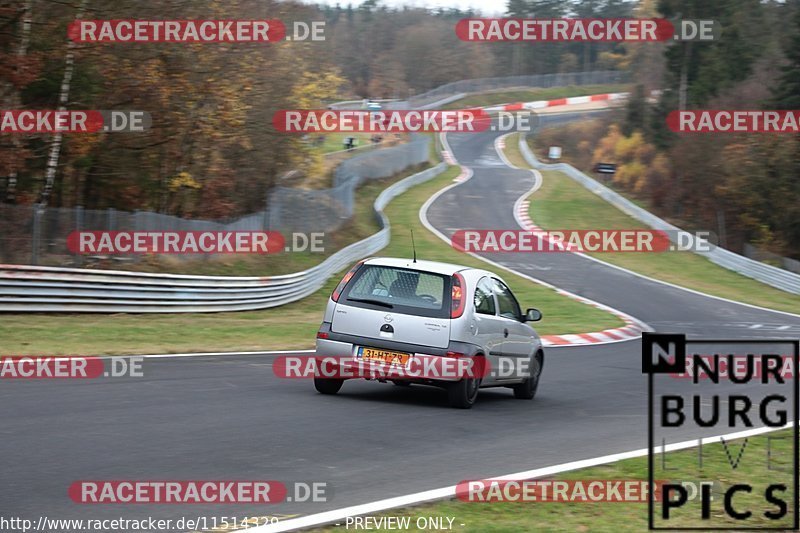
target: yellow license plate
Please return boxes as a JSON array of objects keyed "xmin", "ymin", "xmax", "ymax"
[{"xmin": 357, "ymin": 347, "xmax": 411, "ymax": 367}]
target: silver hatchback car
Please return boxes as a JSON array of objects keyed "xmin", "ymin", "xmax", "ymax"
[{"xmin": 314, "ymin": 257, "xmax": 544, "ymax": 408}]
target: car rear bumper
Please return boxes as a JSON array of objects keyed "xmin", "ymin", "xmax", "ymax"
[{"xmin": 315, "ymin": 322, "xmax": 484, "ymax": 383}]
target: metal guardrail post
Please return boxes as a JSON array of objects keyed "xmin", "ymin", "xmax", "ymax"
[
  {"xmin": 76, "ymin": 205, "xmax": 84, "ymax": 267},
  {"xmin": 31, "ymin": 204, "xmax": 42, "ymax": 265},
  {"xmin": 268, "ymin": 193, "xmax": 280, "ymax": 231}
]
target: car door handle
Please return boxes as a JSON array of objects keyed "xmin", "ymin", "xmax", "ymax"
[{"xmin": 503, "ymin": 328, "xmax": 509, "ymax": 338}]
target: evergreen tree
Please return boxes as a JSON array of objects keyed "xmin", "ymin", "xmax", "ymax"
[
  {"xmin": 624, "ymin": 84, "xmax": 648, "ymax": 136},
  {"xmin": 771, "ymin": 2, "xmax": 800, "ymax": 109}
]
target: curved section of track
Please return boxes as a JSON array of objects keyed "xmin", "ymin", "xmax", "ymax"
[
  {"xmin": 3, "ymin": 112, "xmax": 799, "ymax": 530},
  {"xmin": 427, "ymin": 114, "xmax": 800, "ymax": 340}
]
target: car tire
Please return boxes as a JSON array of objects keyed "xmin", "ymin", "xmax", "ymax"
[
  {"xmin": 314, "ymin": 377, "xmax": 344, "ymax": 395},
  {"xmin": 448, "ymin": 377, "xmax": 481, "ymax": 409},
  {"xmin": 513, "ymin": 351, "xmax": 543, "ymax": 400}
]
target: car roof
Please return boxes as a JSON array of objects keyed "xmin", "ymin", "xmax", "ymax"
[{"xmin": 363, "ymin": 256, "xmax": 472, "ymax": 276}]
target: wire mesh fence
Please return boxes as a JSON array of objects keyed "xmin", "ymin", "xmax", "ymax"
[{"xmin": 0, "ymin": 135, "xmax": 431, "ymax": 267}]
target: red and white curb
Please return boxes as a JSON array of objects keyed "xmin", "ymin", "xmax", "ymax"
[
  {"xmin": 514, "ymin": 199, "xmax": 578, "ymax": 252},
  {"xmin": 453, "ymin": 166, "xmax": 472, "ymax": 183},
  {"xmin": 540, "ymin": 292, "xmax": 646, "ymax": 347},
  {"xmin": 440, "ymin": 132, "xmax": 471, "ymax": 183},
  {"xmin": 535, "ymin": 253, "xmax": 646, "ymax": 347},
  {"xmin": 484, "ymin": 92, "xmax": 628, "ymax": 112},
  {"xmin": 515, "ymin": 199, "xmax": 537, "ymax": 231},
  {"xmin": 436, "ymin": 103, "xmax": 648, "ymax": 347},
  {"xmin": 425, "ymin": 133, "xmax": 649, "ymax": 348},
  {"xmin": 510, "ymin": 170, "xmax": 646, "ymax": 347},
  {"xmin": 514, "ymin": 196, "xmax": 643, "ymax": 346}
]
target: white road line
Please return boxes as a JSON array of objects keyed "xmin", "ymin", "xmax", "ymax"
[
  {"xmin": 247, "ymin": 107, "xmax": 797, "ymax": 533},
  {"xmin": 419, "ymin": 133, "xmax": 653, "ymax": 348},
  {"xmin": 418, "ymin": 134, "xmax": 650, "ymax": 347},
  {"xmin": 494, "ymin": 133, "xmax": 517, "ymax": 169},
  {"xmin": 439, "ymin": 131, "xmax": 458, "ymax": 165},
  {"xmin": 248, "ymin": 423, "xmax": 795, "ymax": 532}
]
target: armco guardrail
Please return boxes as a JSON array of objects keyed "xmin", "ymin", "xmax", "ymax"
[
  {"xmin": 519, "ymin": 134, "xmax": 800, "ymax": 295},
  {"xmin": 0, "ymin": 163, "xmax": 447, "ymax": 313}
]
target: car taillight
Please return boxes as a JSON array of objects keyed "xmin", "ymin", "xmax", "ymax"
[
  {"xmin": 451, "ymin": 273, "xmax": 466, "ymax": 318},
  {"xmin": 317, "ymin": 331, "xmax": 329, "ymax": 339},
  {"xmin": 331, "ymin": 261, "xmax": 364, "ymax": 302}
]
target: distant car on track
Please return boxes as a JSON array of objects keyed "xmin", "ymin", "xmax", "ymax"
[{"xmin": 314, "ymin": 257, "xmax": 544, "ymax": 408}]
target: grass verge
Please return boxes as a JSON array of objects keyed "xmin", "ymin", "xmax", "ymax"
[
  {"xmin": 503, "ymin": 133, "xmax": 800, "ymax": 315},
  {"xmin": 499, "ymin": 130, "xmax": 531, "ymax": 169},
  {"xmin": 307, "ymin": 132, "xmax": 408, "ymax": 156},
  {"xmin": 0, "ymin": 165, "xmax": 622, "ymax": 356},
  {"xmin": 313, "ymin": 428, "xmax": 795, "ymax": 532}
]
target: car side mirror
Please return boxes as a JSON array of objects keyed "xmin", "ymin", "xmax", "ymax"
[{"xmin": 524, "ymin": 308, "xmax": 542, "ymax": 322}]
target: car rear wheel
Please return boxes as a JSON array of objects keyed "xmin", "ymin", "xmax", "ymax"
[
  {"xmin": 314, "ymin": 377, "xmax": 344, "ymax": 395},
  {"xmin": 448, "ymin": 377, "xmax": 481, "ymax": 409},
  {"xmin": 513, "ymin": 351, "xmax": 543, "ymax": 400}
]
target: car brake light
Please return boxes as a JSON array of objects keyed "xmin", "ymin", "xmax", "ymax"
[
  {"xmin": 445, "ymin": 351, "xmax": 464, "ymax": 358},
  {"xmin": 317, "ymin": 331, "xmax": 329, "ymax": 339},
  {"xmin": 331, "ymin": 261, "xmax": 364, "ymax": 302},
  {"xmin": 451, "ymin": 273, "xmax": 466, "ymax": 318}
]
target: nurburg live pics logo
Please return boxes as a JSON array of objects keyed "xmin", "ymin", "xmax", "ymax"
[{"xmin": 642, "ymin": 332, "xmax": 799, "ymax": 530}]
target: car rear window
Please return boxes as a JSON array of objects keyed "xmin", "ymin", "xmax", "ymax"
[{"xmin": 341, "ymin": 264, "xmax": 450, "ymax": 318}]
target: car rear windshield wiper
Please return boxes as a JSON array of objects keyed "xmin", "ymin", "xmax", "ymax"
[{"xmin": 346, "ymin": 297, "xmax": 394, "ymax": 308}]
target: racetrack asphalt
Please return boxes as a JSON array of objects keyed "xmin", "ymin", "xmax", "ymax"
[{"xmin": 2, "ymin": 112, "xmax": 799, "ymax": 531}]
